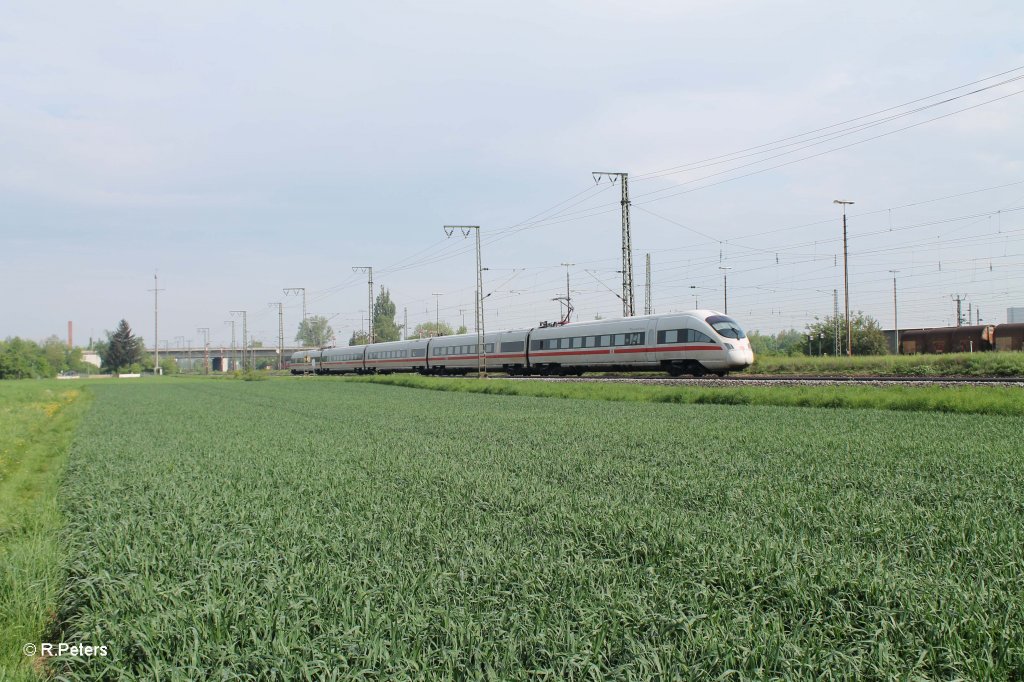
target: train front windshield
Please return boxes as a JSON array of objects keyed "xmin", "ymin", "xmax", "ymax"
[{"xmin": 706, "ymin": 315, "xmax": 746, "ymax": 340}]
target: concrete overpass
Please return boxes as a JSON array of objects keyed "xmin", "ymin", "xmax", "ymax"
[{"xmin": 146, "ymin": 346, "xmax": 317, "ymax": 372}]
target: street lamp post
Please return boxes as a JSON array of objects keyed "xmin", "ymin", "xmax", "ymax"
[{"xmin": 834, "ymin": 199, "xmax": 855, "ymax": 356}]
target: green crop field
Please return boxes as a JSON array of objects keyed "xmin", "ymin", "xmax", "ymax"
[
  {"xmin": 749, "ymin": 350, "xmax": 1024, "ymax": 376},
  {"xmin": 19, "ymin": 378, "xmax": 1017, "ymax": 680}
]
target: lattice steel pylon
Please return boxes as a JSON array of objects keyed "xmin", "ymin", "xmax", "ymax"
[
  {"xmin": 644, "ymin": 253, "xmax": 651, "ymax": 315},
  {"xmin": 592, "ymin": 172, "xmax": 634, "ymax": 316}
]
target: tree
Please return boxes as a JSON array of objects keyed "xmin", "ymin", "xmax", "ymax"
[
  {"xmin": 101, "ymin": 320, "xmax": 144, "ymax": 372},
  {"xmin": 159, "ymin": 357, "xmax": 179, "ymax": 375},
  {"xmin": 456, "ymin": 325, "xmax": 468, "ymax": 335},
  {"xmin": 409, "ymin": 321, "xmax": 454, "ymax": 338},
  {"xmin": 747, "ymin": 329, "xmax": 807, "ymax": 356},
  {"xmin": 349, "ymin": 330, "xmax": 370, "ymax": 346},
  {"xmin": 42, "ymin": 335, "xmax": 68, "ymax": 373},
  {"xmin": 0, "ymin": 337, "xmax": 54, "ymax": 379},
  {"xmin": 372, "ymin": 287, "xmax": 401, "ymax": 342},
  {"xmin": 806, "ymin": 312, "xmax": 888, "ymax": 356},
  {"xmin": 295, "ymin": 315, "xmax": 334, "ymax": 347}
]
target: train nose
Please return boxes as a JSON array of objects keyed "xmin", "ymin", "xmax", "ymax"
[{"xmin": 724, "ymin": 340, "xmax": 753, "ymax": 369}]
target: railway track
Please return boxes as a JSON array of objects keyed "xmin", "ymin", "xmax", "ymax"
[{"xmin": 504, "ymin": 374, "xmax": 1024, "ymax": 387}]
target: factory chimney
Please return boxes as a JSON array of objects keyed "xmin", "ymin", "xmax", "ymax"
[{"xmin": 68, "ymin": 320, "xmax": 73, "ymax": 349}]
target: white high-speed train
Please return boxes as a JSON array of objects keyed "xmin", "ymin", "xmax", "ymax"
[{"xmin": 288, "ymin": 310, "xmax": 753, "ymax": 377}]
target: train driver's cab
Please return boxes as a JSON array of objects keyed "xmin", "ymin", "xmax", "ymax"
[{"xmin": 705, "ymin": 315, "xmax": 754, "ymax": 367}]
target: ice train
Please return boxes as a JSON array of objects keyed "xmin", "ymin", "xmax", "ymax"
[{"xmin": 289, "ymin": 310, "xmax": 753, "ymax": 377}]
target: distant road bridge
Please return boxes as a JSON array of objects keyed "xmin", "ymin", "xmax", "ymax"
[{"xmin": 145, "ymin": 346, "xmax": 316, "ymax": 372}]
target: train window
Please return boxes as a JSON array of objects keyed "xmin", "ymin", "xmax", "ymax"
[
  {"xmin": 613, "ymin": 334, "xmax": 625, "ymax": 346},
  {"xmin": 628, "ymin": 332, "xmax": 644, "ymax": 345},
  {"xmin": 688, "ymin": 330, "xmax": 713, "ymax": 343},
  {"xmin": 530, "ymin": 340, "xmax": 542, "ymax": 351},
  {"xmin": 661, "ymin": 330, "xmax": 677, "ymax": 344},
  {"xmin": 412, "ymin": 348, "xmax": 425, "ymax": 357},
  {"xmin": 705, "ymin": 315, "xmax": 746, "ymax": 339},
  {"xmin": 559, "ymin": 338, "xmax": 570, "ymax": 349},
  {"xmin": 572, "ymin": 337, "xmax": 583, "ymax": 348},
  {"xmin": 598, "ymin": 335, "xmax": 610, "ymax": 347},
  {"xmin": 585, "ymin": 336, "xmax": 596, "ymax": 348},
  {"xmin": 500, "ymin": 341, "xmax": 522, "ymax": 352},
  {"xmin": 485, "ymin": 344, "xmax": 494, "ymax": 353}
]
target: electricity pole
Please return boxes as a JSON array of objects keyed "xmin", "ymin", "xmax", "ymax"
[
  {"xmin": 952, "ymin": 294, "xmax": 967, "ymax": 327},
  {"xmin": 592, "ymin": 172, "xmax": 634, "ymax": 317},
  {"xmin": 283, "ymin": 288, "xmax": 306, "ymax": 342},
  {"xmin": 352, "ymin": 267, "xmax": 374, "ymax": 343},
  {"xmin": 833, "ymin": 289, "xmax": 840, "ymax": 356},
  {"xmin": 834, "ymin": 199, "xmax": 855, "ymax": 356},
  {"xmin": 718, "ymin": 266, "xmax": 732, "ymax": 314},
  {"xmin": 644, "ymin": 253, "xmax": 652, "ymax": 315},
  {"xmin": 224, "ymin": 320, "xmax": 236, "ymax": 371},
  {"xmin": 148, "ymin": 273, "xmax": 164, "ymax": 375},
  {"xmin": 230, "ymin": 311, "xmax": 247, "ymax": 370},
  {"xmin": 269, "ymin": 302, "xmax": 284, "ymax": 369},
  {"xmin": 560, "ymin": 262, "xmax": 574, "ymax": 324},
  {"xmin": 432, "ymin": 293, "xmax": 443, "ymax": 335},
  {"xmin": 889, "ymin": 270, "xmax": 899, "ymax": 354},
  {"xmin": 444, "ymin": 225, "xmax": 486, "ymax": 377},
  {"xmin": 403, "ymin": 307, "xmax": 408, "ymax": 340},
  {"xmin": 196, "ymin": 327, "xmax": 210, "ymax": 374}
]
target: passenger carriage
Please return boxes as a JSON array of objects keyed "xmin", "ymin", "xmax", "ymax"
[
  {"xmin": 425, "ymin": 332, "xmax": 501, "ymax": 374},
  {"xmin": 319, "ymin": 346, "xmax": 366, "ymax": 374},
  {"xmin": 287, "ymin": 349, "xmax": 322, "ymax": 375},
  {"xmin": 363, "ymin": 338, "xmax": 430, "ymax": 374}
]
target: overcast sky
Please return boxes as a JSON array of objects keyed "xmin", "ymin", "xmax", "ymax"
[{"xmin": 2, "ymin": 1, "xmax": 1023, "ymax": 348}]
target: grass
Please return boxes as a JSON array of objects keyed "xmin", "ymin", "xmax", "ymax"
[
  {"xmin": 348, "ymin": 373, "xmax": 1024, "ymax": 416},
  {"xmin": 750, "ymin": 351, "xmax": 1024, "ymax": 376},
  {"xmin": 47, "ymin": 379, "xmax": 1024, "ymax": 679},
  {"xmin": 0, "ymin": 381, "xmax": 88, "ymax": 682}
]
